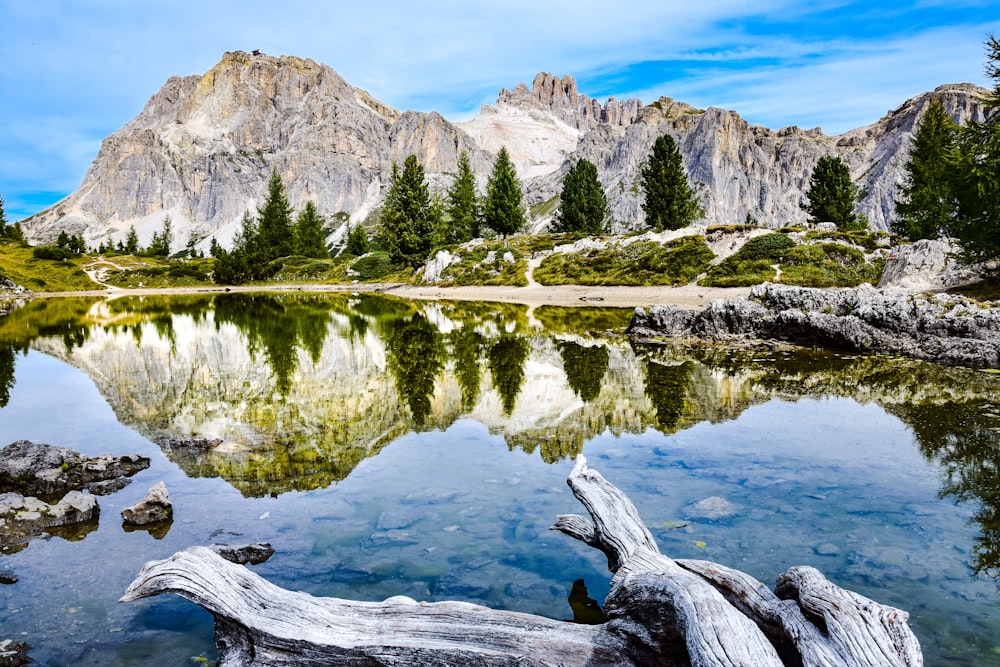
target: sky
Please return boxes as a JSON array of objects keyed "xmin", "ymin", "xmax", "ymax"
[{"xmin": 0, "ymin": 1, "xmax": 996, "ymax": 221}]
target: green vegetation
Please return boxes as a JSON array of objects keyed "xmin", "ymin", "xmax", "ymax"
[
  {"xmin": 533, "ymin": 306, "xmax": 633, "ymax": 334},
  {"xmin": 700, "ymin": 232, "xmax": 885, "ymax": 287},
  {"xmin": 893, "ymin": 99, "xmax": 957, "ymax": 241},
  {"xmin": 444, "ymin": 150, "xmax": 481, "ymax": 243},
  {"xmin": 534, "ymin": 236, "xmax": 714, "ymax": 286},
  {"xmin": 377, "ymin": 155, "xmax": 440, "ymax": 268},
  {"xmin": 293, "ymin": 201, "xmax": 330, "ymax": 259},
  {"xmin": 436, "ymin": 243, "xmax": 528, "ymax": 287},
  {"xmin": 552, "ymin": 159, "xmax": 608, "ymax": 234},
  {"xmin": 104, "ymin": 258, "xmax": 215, "ymax": 288},
  {"xmin": 0, "ymin": 244, "xmax": 97, "ymax": 292},
  {"xmin": 350, "ymin": 252, "xmax": 394, "ymax": 281},
  {"xmin": 345, "ymin": 223, "xmax": 370, "ymax": 256},
  {"xmin": 483, "ymin": 147, "xmax": 525, "ymax": 241},
  {"xmin": 802, "ymin": 155, "xmax": 864, "ymax": 230},
  {"xmin": 0, "ymin": 193, "xmax": 25, "ymax": 244},
  {"xmin": 640, "ymin": 134, "xmax": 704, "ymax": 231},
  {"xmin": 144, "ymin": 215, "xmax": 173, "ymax": 257}
]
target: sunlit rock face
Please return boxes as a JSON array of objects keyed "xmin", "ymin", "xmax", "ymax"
[
  {"xmin": 20, "ymin": 49, "xmax": 989, "ymax": 248},
  {"xmin": 22, "ymin": 295, "xmax": 998, "ymax": 496}
]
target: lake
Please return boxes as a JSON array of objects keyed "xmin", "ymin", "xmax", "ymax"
[{"xmin": 0, "ymin": 292, "xmax": 998, "ymax": 665}]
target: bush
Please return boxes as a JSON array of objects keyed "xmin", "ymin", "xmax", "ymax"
[
  {"xmin": 32, "ymin": 246, "xmax": 75, "ymax": 261},
  {"xmin": 535, "ymin": 236, "xmax": 714, "ymax": 286},
  {"xmin": 351, "ymin": 252, "xmax": 393, "ymax": 281},
  {"xmin": 700, "ymin": 238, "xmax": 884, "ymax": 288},
  {"xmin": 733, "ymin": 233, "xmax": 796, "ymax": 261}
]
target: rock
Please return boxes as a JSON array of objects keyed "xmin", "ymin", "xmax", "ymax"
[
  {"xmin": 878, "ymin": 238, "xmax": 985, "ymax": 290},
  {"xmin": 684, "ymin": 496, "xmax": 741, "ymax": 520},
  {"xmin": 209, "ymin": 542, "xmax": 275, "ymax": 565},
  {"xmin": 0, "ymin": 440, "xmax": 150, "ymax": 500},
  {"xmin": 0, "ymin": 490, "xmax": 99, "ymax": 550},
  {"xmin": 628, "ymin": 282, "xmax": 1000, "ymax": 369},
  {"xmin": 157, "ymin": 437, "xmax": 223, "ymax": 453},
  {"xmin": 121, "ymin": 481, "xmax": 172, "ymax": 526},
  {"xmin": 421, "ymin": 250, "xmax": 458, "ymax": 284},
  {"xmin": 0, "ymin": 639, "xmax": 31, "ymax": 666},
  {"xmin": 0, "ymin": 570, "xmax": 17, "ymax": 585}
]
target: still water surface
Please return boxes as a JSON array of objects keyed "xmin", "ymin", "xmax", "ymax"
[{"xmin": 0, "ymin": 293, "xmax": 998, "ymax": 665}]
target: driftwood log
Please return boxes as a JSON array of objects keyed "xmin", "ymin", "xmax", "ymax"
[{"xmin": 121, "ymin": 456, "xmax": 922, "ymax": 666}]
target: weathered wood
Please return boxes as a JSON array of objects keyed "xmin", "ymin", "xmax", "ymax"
[{"xmin": 122, "ymin": 455, "xmax": 923, "ymax": 666}]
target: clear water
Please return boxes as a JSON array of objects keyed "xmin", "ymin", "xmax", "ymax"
[{"xmin": 0, "ymin": 293, "xmax": 998, "ymax": 665}]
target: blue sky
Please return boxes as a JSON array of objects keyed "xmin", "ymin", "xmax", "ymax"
[{"xmin": 0, "ymin": 1, "xmax": 996, "ymax": 221}]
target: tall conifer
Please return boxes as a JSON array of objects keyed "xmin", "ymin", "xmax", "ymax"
[
  {"xmin": 640, "ymin": 134, "xmax": 703, "ymax": 231},
  {"xmin": 483, "ymin": 147, "xmax": 525, "ymax": 242}
]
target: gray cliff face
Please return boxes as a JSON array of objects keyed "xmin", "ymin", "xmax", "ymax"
[
  {"xmin": 628, "ymin": 282, "xmax": 1000, "ymax": 369},
  {"xmin": 20, "ymin": 50, "xmax": 990, "ymax": 249}
]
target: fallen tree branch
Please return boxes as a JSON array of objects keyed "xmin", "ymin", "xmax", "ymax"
[{"xmin": 122, "ymin": 455, "xmax": 922, "ymax": 666}]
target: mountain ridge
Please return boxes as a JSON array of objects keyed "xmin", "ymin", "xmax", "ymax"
[{"xmin": 20, "ymin": 50, "xmax": 990, "ymax": 252}]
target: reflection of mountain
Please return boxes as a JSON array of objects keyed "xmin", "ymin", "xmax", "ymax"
[{"xmin": 19, "ymin": 295, "xmax": 1000, "ymax": 503}]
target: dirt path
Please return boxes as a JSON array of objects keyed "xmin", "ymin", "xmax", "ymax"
[{"xmin": 34, "ymin": 281, "xmax": 749, "ymax": 310}]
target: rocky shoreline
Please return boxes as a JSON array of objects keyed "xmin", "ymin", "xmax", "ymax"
[{"xmin": 627, "ymin": 282, "xmax": 1000, "ymax": 369}]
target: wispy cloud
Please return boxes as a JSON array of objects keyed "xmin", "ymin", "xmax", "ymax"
[{"xmin": 0, "ymin": 0, "xmax": 995, "ymax": 219}]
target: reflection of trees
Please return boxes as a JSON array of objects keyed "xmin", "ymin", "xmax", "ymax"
[
  {"xmin": 488, "ymin": 336, "xmax": 529, "ymax": 415},
  {"xmin": 213, "ymin": 295, "xmax": 332, "ymax": 396},
  {"xmin": 643, "ymin": 359, "xmax": 694, "ymax": 429},
  {"xmin": 450, "ymin": 328, "xmax": 485, "ymax": 412},
  {"xmin": 0, "ymin": 345, "xmax": 16, "ymax": 408},
  {"xmin": 383, "ymin": 313, "xmax": 444, "ymax": 426},
  {"xmin": 894, "ymin": 401, "xmax": 1000, "ymax": 581},
  {"xmin": 557, "ymin": 340, "xmax": 609, "ymax": 403}
]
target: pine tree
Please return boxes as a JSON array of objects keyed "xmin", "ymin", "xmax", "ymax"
[
  {"xmin": 445, "ymin": 150, "xmax": 480, "ymax": 243},
  {"xmin": 345, "ymin": 223, "xmax": 370, "ymax": 256},
  {"xmin": 257, "ymin": 168, "xmax": 294, "ymax": 260},
  {"xmin": 293, "ymin": 201, "xmax": 329, "ymax": 258},
  {"xmin": 640, "ymin": 134, "xmax": 704, "ymax": 231},
  {"xmin": 146, "ymin": 215, "xmax": 173, "ymax": 257},
  {"xmin": 483, "ymin": 147, "xmax": 525, "ymax": 242},
  {"xmin": 945, "ymin": 34, "xmax": 1000, "ymax": 266},
  {"xmin": 803, "ymin": 155, "xmax": 864, "ymax": 230},
  {"xmin": 125, "ymin": 225, "xmax": 139, "ymax": 254},
  {"xmin": 893, "ymin": 99, "xmax": 957, "ymax": 241},
  {"xmin": 0, "ymin": 193, "xmax": 8, "ymax": 240},
  {"xmin": 56, "ymin": 230, "xmax": 71, "ymax": 249},
  {"xmin": 553, "ymin": 158, "xmax": 608, "ymax": 234},
  {"xmin": 377, "ymin": 155, "xmax": 438, "ymax": 267}
]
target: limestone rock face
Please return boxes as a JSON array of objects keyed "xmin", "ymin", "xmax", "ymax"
[
  {"xmin": 878, "ymin": 238, "xmax": 984, "ymax": 290},
  {"xmin": 19, "ymin": 50, "xmax": 990, "ymax": 251}
]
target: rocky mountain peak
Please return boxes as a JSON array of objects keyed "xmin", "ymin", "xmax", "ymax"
[{"xmin": 496, "ymin": 72, "xmax": 641, "ymax": 130}]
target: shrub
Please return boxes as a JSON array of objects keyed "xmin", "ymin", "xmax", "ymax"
[
  {"xmin": 32, "ymin": 246, "xmax": 75, "ymax": 261},
  {"xmin": 535, "ymin": 236, "xmax": 714, "ymax": 286},
  {"xmin": 351, "ymin": 252, "xmax": 393, "ymax": 281},
  {"xmin": 733, "ymin": 233, "xmax": 796, "ymax": 261}
]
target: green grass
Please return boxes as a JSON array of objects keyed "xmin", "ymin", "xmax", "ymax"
[
  {"xmin": 436, "ymin": 244, "xmax": 528, "ymax": 287},
  {"xmin": 534, "ymin": 236, "xmax": 714, "ymax": 286},
  {"xmin": 700, "ymin": 236, "xmax": 885, "ymax": 288},
  {"xmin": 0, "ymin": 243, "xmax": 100, "ymax": 292},
  {"xmin": 104, "ymin": 257, "xmax": 216, "ymax": 288}
]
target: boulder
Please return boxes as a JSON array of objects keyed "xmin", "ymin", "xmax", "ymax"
[
  {"xmin": 0, "ymin": 490, "xmax": 99, "ymax": 550},
  {"xmin": 628, "ymin": 282, "xmax": 1000, "ymax": 368},
  {"xmin": 209, "ymin": 542, "xmax": 275, "ymax": 565},
  {"xmin": 878, "ymin": 239, "xmax": 984, "ymax": 290},
  {"xmin": 0, "ymin": 440, "xmax": 150, "ymax": 500},
  {"xmin": 121, "ymin": 481, "xmax": 172, "ymax": 526},
  {"xmin": 0, "ymin": 639, "xmax": 31, "ymax": 666}
]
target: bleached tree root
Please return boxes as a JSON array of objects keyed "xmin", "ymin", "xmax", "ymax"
[{"xmin": 121, "ymin": 456, "xmax": 922, "ymax": 666}]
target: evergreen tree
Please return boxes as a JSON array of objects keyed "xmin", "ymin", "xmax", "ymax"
[
  {"xmin": 293, "ymin": 201, "xmax": 329, "ymax": 258},
  {"xmin": 146, "ymin": 215, "xmax": 173, "ymax": 257},
  {"xmin": 0, "ymin": 193, "xmax": 7, "ymax": 240},
  {"xmin": 445, "ymin": 150, "xmax": 480, "ymax": 243},
  {"xmin": 644, "ymin": 360, "xmax": 694, "ymax": 430},
  {"xmin": 345, "ymin": 223, "xmax": 370, "ymax": 256},
  {"xmin": 483, "ymin": 147, "xmax": 525, "ymax": 242},
  {"xmin": 257, "ymin": 168, "xmax": 294, "ymax": 260},
  {"xmin": 640, "ymin": 134, "xmax": 704, "ymax": 231},
  {"xmin": 377, "ymin": 155, "xmax": 438, "ymax": 267},
  {"xmin": 558, "ymin": 340, "xmax": 609, "ymax": 403},
  {"xmin": 6, "ymin": 223, "xmax": 24, "ymax": 244},
  {"xmin": 945, "ymin": 34, "xmax": 1000, "ymax": 266},
  {"xmin": 125, "ymin": 225, "xmax": 139, "ymax": 254},
  {"xmin": 213, "ymin": 211, "xmax": 260, "ymax": 284},
  {"xmin": 384, "ymin": 313, "xmax": 444, "ymax": 426},
  {"xmin": 553, "ymin": 158, "xmax": 608, "ymax": 234},
  {"xmin": 893, "ymin": 99, "xmax": 957, "ymax": 241},
  {"xmin": 803, "ymin": 155, "xmax": 864, "ymax": 230},
  {"xmin": 56, "ymin": 230, "xmax": 70, "ymax": 249}
]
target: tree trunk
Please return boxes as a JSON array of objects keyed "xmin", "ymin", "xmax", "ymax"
[{"xmin": 121, "ymin": 456, "xmax": 922, "ymax": 666}]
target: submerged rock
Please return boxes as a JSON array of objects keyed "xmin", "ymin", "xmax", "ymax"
[
  {"xmin": 0, "ymin": 440, "xmax": 150, "ymax": 500},
  {"xmin": 0, "ymin": 639, "xmax": 31, "ymax": 666},
  {"xmin": 628, "ymin": 282, "xmax": 1000, "ymax": 369},
  {"xmin": 121, "ymin": 481, "xmax": 172, "ymax": 526},
  {"xmin": 0, "ymin": 490, "xmax": 99, "ymax": 551}
]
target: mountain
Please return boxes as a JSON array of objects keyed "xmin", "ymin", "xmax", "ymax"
[{"xmin": 20, "ymin": 50, "xmax": 990, "ymax": 252}]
